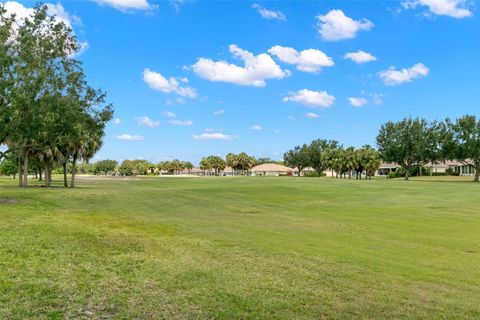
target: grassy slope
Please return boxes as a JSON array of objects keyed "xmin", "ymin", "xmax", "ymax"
[{"xmin": 0, "ymin": 176, "xmax": 479, "ymax": 319}]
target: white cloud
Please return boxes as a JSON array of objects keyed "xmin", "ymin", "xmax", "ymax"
[
  {"xmin": 344, "ymin": 50, "xmax": 377, "ymax": 64},
  {"xmin": 283, "ymin": 89, "xmax": 335, "ymax": 108},
  {"xmin": 143, "ymin": 69, "xmax": 197, "ymax": 98},
  {"xmin": 213, "ymin": 109, "xmax": 225, "ymax": 115},
  {"xmin": 348, "ymin": 97, "xmax": 368, "ymax": 107},
  {"xmin": 273, "ymin": 129, "xmax": 280, "ymax": 134},
  {"xmin": 192, "ymin": 44, "xmax": 288, "ymax": 87},
  {"xmin": 136, "ymin": 116, "xmax": 160, "ymax": 128},
  {"xmin": 305, "ymin": 112, "xmax": 320, "ymax": 119},
  {"xmin": 249, "ymin": 124, "xmax": 262, "ymax": 131},
  {"xmin": 192, "ymin": 133, "xmax": 237, "ymax": 141},
  {"xmin": 94, "ymin": 0, "xmax": 155, "ymax": 11},
  {"xmin": 288, "ymin": 116, "xmax": 296, "ymax": 121},
  {"xmin": 3, "ymin": 2, "xmax": 87, "ymax": 54},
  {"xmin": 316, "ymin": 9, "xmax": 373, "ymax": 41},
  {"xmin": 116, "ymin": 134, "xmax": 144, "ymax": 141},
  {"xmin": 162, "ymin": 111, "xmax": 177, "ymax": 118},
  {"xmin": 112, "ymin": 118, "xmax": 122, "ymax": 124},
  {"xmin": 379, "ymin": 63, "xmax": 429, "ymax": 86},
  {"xmin": 166, "ymin": 119, "xmax": 193, "ymax": 126},
  {"xmin": 268, "ymin": 46, "xmax": 334, "ymax": 73},
  {"xmin": 3, "ymin": 1, "xmax": 79, "ymax": 27},
  {"xmin": 252, "ymin": 3, "xmax": 286, "ymax": 21},
  {"xmin": 402, "ymin": 0, "xmax": 472, "ymax": 18}
]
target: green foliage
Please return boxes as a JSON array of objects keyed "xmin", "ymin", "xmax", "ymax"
[
  {"xmin": 0, "ymin": 157, "xmax": 17, "ymax": 176},
  {"xmin": 377, "ymin": 117, "xmax": 442, "ymax": 180},
  {"xmin": 226, "ymin": 152, "xmax": 256, "ymax": 174},
  {"xmin": 94, "ymin": 160, "xmax": 118, "ymax": 175},
  {"xmin": 200, "ymin": 155, "xmax": 226, "ymax": 175},
  {"xmin": 0, "ymin": 4, "xmax": 113, "ymax": 188},
  {"xmin": 445, "ymin": 115, "xmax": 480, "ymax": 181},
  {"xmin": 283, "ymin": 144, "xmax": 310, "ymax": 176}
]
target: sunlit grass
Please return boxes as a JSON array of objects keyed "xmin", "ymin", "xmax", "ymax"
[{"xmin": 0, "ymin": 176, "xmax": 479, "ymax": 319}]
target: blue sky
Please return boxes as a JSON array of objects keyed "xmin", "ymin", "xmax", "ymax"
[{"xmin": 4, "ymin": 0, "xmax": 480, "ymax": 164}]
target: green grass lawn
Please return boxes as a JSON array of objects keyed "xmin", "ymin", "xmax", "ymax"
[{"xmin": 0, "ymin": 176, "xmax": 479, "ymax": 319}]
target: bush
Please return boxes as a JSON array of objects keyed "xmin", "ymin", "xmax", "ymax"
[
  {"xmin": 431, "ymin": 172, "xmax": 446, "ymax": 176},
  {"xmin": 395, "ymin": 165, "xmax": 431, "ymax": 177},
  {"xmin": 388, "ymin": 171, "xmax": 398, "ymax": 179},
  {"xmin": 445, "ymin": 168, "xmax": 460, "ymax": 176},
  {"xmin": 303, "ymin": 171, "xmax": 322, "ymax": 177}
]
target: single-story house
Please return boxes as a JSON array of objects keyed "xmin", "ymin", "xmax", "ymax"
[{"xmin": 251, "ymin": 163, "xmax": 294, "ymax": 176}]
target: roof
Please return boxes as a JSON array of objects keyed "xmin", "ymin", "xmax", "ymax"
[{"xmin": 251, "ymin": 163, "xmax": 293, "ymax": 172}]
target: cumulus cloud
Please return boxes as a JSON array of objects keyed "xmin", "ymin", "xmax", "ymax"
[
  {"xmin": 166, "ymin": 119, "xmax": 193, "ymax": 126},
  {"xmin": 249, "ymin": 124, "xmax": 262, "ymax": 131},
  {"xmin": 252, "ymin": 3, "xmax": 286, "ymax": 21},
  {"xmin": 192, "ymin": 44, "xmax": 288, "ymax": 87},
  {"xmin": 193, "ymin": 133, "xmax": 237, "ymax": 141},
  {"xmin": 143, "ymin": 69, "xmax": 197, "ymax": 98},
  {"xmin": 94, "ymin": 0, "xmax": 155, "ymax": 11},
  {"xmin": 268, "ymin": 46, "xmax": 334, "ymax": 73},
  {"xmin": 136, "ymin": 116, "xmax": 160, "ymax": 128},
  {"xmin": 379, "ymin": 63, "xmax": 429, "ymax": 86},
  {"xmin": 213, "ymin": 109, "xmax": 225, "ymax": 115},
  {"xmin": 316, "ymin": 9, "xmax": 373, "ymax": 41},
  {"xmin": 305, "ymin": 112, "xmax": 320, "ymax": 119},
  {"xmin": 3, "ymin": 2, "xmax": 87, "ymax": 54},
  {"xmin": 348, "ymin": 97, "xmax": 368, "ymax": 107},
  {"xmin": 283, "ymin": 89, "xmax": 335, "ymax": 108},
  {"xmin": 402, "ymin": 0, "xmax": 472, "ymax": 18},
  {"xmin": 112, "ymin": 118, "xmax": 121, "ymax": 124},
  {"xmin": 3, "ymin": 1, "xmax": 80, "ymax": 27},
  {"xmin": 344, "ymin": 50, "xmax": 377, "ymax": 64},
  {"xmin": 116, "ymin": 134, "xmax": 144, "ymax": 141}
]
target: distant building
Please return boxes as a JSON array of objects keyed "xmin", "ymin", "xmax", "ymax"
[{"xmin": 251, "ymin": 163, "xmax": 294, "ymax": 176}]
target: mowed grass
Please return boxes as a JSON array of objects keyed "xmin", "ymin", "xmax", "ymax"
[{"xmin": 0, "ymin": 176, "xmax": 479, "ymax": 319}]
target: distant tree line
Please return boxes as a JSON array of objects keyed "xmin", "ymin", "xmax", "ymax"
[
  {"xmin": 0, "ymin": 5, "xmax": 112, "ymax": 188},
  {"xmin": 283, "ymin": 139, "xmax": 381, "ymax": 180},
  {"xmin": 377, "ymin": 115, "xmax": 480, "ymax": 182}
]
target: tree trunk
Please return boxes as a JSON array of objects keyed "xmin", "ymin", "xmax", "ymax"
[
  {"xmin": 22, "ymin": 152, "xmax": 28, "ymax": 188},
  {"xmin": 45, "ymin": 166, "xmax": 49, "ymax": 188},
  {"xmin": 63, "ymin": 162, "xmax": 68, "ymax": 187},
  {"xmin": 18, "ymin": 156, "xmax": 23, "ymax": 187},
  {"xmin": 405, "ymin": 167, "xmax": 410, "ymax": 181},
  {"xmin": 71, "ymin": 157, "xmax": 77, "ymax": 188},
  {"xmin": 419, "ymin": 166, "xmax": 423, "ymax": 176},
  {"xmin": 39, "ymin": 169, "xmax": 42, "ymax": 181},
  {"xmin": 474, "ymin": 162, "xmax": 480, "ymax": 182}
]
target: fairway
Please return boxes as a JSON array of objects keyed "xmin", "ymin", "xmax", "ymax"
[{"xmin": 1, "ymin": 177, "xmax": 479, "ymax": 319}]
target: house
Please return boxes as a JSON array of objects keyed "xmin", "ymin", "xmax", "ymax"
[{"xmin": 251, "ymin": 163, "xmax": 294, "ymax": 176}]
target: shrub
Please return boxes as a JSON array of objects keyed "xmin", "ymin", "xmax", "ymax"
[
  {"xmin": 388, "ymin": 171, "xmax": 398, "ymax": 179},
  {"xmin": 445, "ymin": 168, "xmax": 460, "ymax": 176},
  {"xmin": 431, "ymin": 172, "xmax": 446, "ymax": 176},
  {"xmin": 302, "ymin": 171, "xmax": 326, "ymax": 177},
  {"xmin": 395, "ymin": 165, "xmax": 431, "ymax": 177}
]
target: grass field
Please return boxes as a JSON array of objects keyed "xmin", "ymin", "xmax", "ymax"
[{"xmin": 0, "ymin": 176, "xmax": 479, "ymax": 319}]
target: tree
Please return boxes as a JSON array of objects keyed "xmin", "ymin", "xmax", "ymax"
[
  {"xmin": 307, "ymin": 139, "xmax": 339, "ymax": 177},
  {"xmin": 0, "ymin": 4, "xmax": 112, "ymax": 188},
  {"xmin": 344, "ymin": 147, "xmax": 357, "ymax": 179},
  {"xmin": 226, "ymin": 153, "xmax": 256, "ymax": 175},
  {"xmin": 284, "ymin": 144, "xmax": 309, "ymax": 176},
  {"xmin": 118, "ymin": 160, "xmax": 134, "ymax": 176},
  {"xmin": 0, "ymin": 157, "xmax": 17, "ymax": 178},
  {"xmin": 377, "ymin": 117, "xmax": 441, "ymax": 180},
  {"xmin": 445, "ymin": 115, "xmax": 480, "ymax": 182},
  {"xmin": 360, "ymin": 145, "xmax": 381, "ymax": 179},
  {"xmin": 94, "ymin": 160, "xmax": 118, "ymax": 175},
  {"xmin": 200, "ymin": 156, "xmax": 226, "ymax": 175}
]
